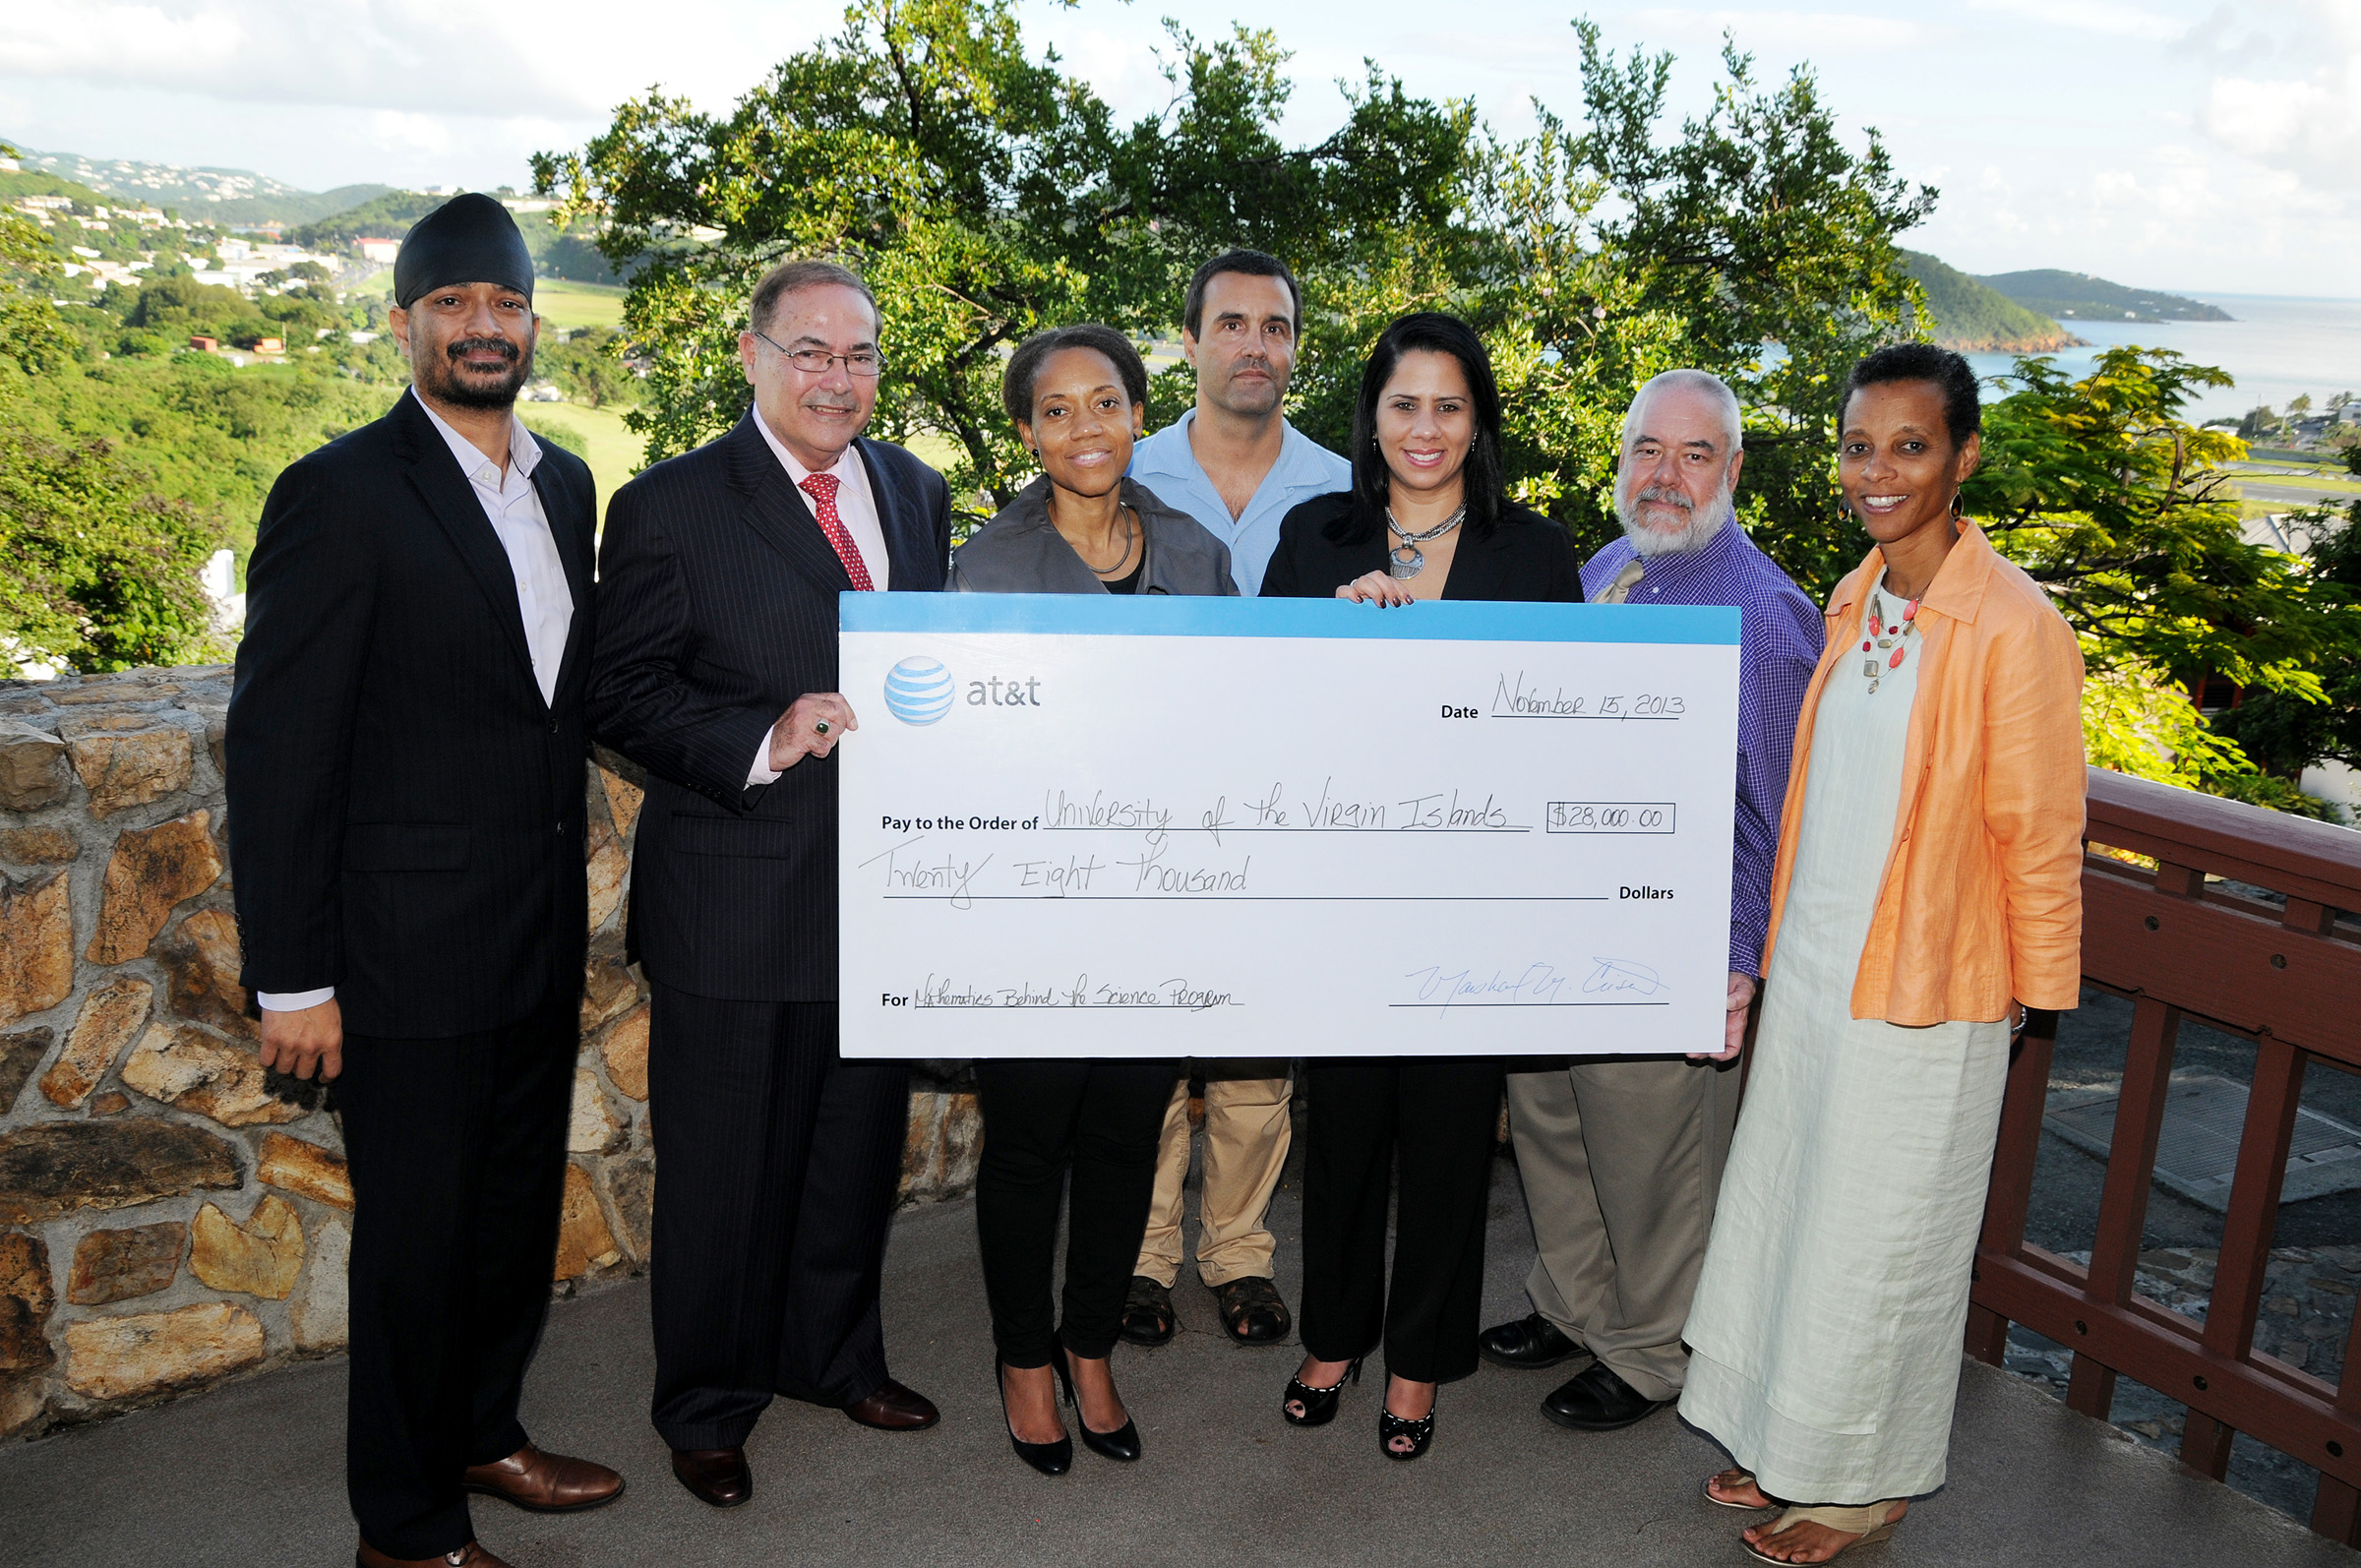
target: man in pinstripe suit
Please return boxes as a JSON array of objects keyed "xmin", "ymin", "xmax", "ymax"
[{"xmin": 588, "ymin": 259, "xmax": 952, "ymax": 1508}]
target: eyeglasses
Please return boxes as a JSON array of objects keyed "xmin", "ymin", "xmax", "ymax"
[{"xmin": 752, "ymin": 329, "xmax": 885, "ymax": 378}]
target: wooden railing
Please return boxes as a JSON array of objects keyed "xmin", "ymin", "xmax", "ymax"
[{"xmin": 1968, "ymin": 767, "xmax": 2361, "ymax": 1541}]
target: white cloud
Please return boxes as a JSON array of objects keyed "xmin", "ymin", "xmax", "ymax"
[
  {"xmin": 1965, "ymin": 0, "xmax": 2180, "ymax": 39},
  {"xmin": 0, "ymin": 0, "xmax": 825, "ymax": 120},
  {"xmin": 2197, "ymin": 0, "xmax": 2361, "ymax": 186}
]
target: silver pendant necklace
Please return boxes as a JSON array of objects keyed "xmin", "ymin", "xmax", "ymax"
[{"xmin": 1386, "ymin": 505, "xmax": 1466, "ymax": 579}]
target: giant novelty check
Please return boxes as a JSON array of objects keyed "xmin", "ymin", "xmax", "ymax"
[{"xmin": 838, "ymin": 594, "xmax": 1739, "ymax": 1058}]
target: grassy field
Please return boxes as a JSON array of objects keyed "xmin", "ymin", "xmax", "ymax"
[
  {"xmin": 532, "ymin": 280, "xmax": 628, "ymax": 331},
  {"xmin": 515, "ymin": 403, "xmax": 647, "ymax": 520}
]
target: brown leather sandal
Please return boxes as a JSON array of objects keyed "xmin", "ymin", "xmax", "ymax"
[
  {"xmin": 1119, "ymin": 1275, "xmax": 1177, "ymax": 1347},
  {"xmin": 1213, "ymin": 1276, "xmax": 1291, "ymax": 1344}
]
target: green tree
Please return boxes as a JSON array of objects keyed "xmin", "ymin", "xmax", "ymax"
[
  {"xmin": 535, "ymin": 0, "xmax": 1470, "ymax": 511},
  {"xmin": 1966, "ymin": 346, "xmax": 2361, "ymax": 817}
]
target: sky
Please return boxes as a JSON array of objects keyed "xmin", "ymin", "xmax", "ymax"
[{"xmin": 2, "ymin": 0, "xmax": 2357, "ymax": 296}]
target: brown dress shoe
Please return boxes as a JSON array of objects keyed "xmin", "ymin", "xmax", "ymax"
[
  {"xmin": 842, "ymin": 1377, "xmax": 939, "ymax": 1430},
  {"xmin": 671, "ymin": 1446, "xmax": 752, "ymax": 1508},
  {"xmin": 461, "ymin": 1443, "xmax": 625, "ymax": 1513},
  {"xmin": 356, "ymin": 1540, "xmax": 514, "ymax": 1568}
]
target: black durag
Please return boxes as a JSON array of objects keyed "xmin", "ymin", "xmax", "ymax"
[{"xmin": 393, "ymin": 193, "xmax": 535, "ymax": 309}]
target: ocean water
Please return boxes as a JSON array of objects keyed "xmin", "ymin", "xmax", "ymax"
[{"xmin": 1962, "ymin": 294, "xmax": 2361, "ymax": 425}]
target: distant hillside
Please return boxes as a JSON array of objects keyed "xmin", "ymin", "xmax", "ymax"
[
  {"xmin": 296, "ymin": 191, "xmax": 621, "ymax": 283},
  {"xmin": 1901, "ymin": 251, "xmax": 2084, "ymax": 352},
  {"xmin": 1977, "ymin": 269, "xmax": 2232, "ymax": 324},
  {"xmin": 5, "ymin": 145, "xmax": 390, "ymax": 225},
  {"xmin": 0, "ymin": 168, "xmax": 113, "ymax": 208}
]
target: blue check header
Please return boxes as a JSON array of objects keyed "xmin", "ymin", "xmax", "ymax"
[{"xmin": 841, "ymin": 592, "xmax": 1738, "ymax": 646}]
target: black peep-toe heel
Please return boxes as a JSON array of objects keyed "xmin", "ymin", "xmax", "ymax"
[
  {"xmin": 1281, "ymin": 1357, "xmax": 1362, "ymax": 1427},
  {"xmin": 1378, "ymin": 1401, "xmax": 1436, "ymax": 1462}
]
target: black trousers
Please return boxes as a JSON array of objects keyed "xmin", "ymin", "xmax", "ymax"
[
  {"xmin": 336, "ymin": 981, "xmax": 575, "ymax": 1560},
  {"xmin": 646, "ymin": 986, "xmax": 909, "ymax": 1450},
  {"xmin": 974, "ymin": 1059, "xmax": 1178, "ymax": 1365},
  {"xmin": 1299, "ymin": 1057, "xmax": 1504, "ymax": 1384}
]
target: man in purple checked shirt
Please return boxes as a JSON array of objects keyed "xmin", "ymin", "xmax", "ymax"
[{"xmin": 1480, "ymin": 369, "xmax": 1826, "ymax": 1434}]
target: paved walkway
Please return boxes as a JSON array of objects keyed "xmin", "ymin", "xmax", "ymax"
[{"xmin": 5, "ymin": 1161, "xmax": 2354, "ymax": 1568}]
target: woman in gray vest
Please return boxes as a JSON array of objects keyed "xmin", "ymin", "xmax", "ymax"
[{"xmin": 956, "ymin": 324, "xmax": 1235, "ymax": 1478}]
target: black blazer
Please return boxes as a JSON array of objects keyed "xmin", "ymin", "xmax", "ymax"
[
  {"xmin": 226, "ymin": 391, "xmax": 598, "ymax": 1039},
  {"xmin": 1260, "ymin": 492, "xmax": 1586, "ymax": 603},
  {"xmin": 587, "ymin": 415, "xmax": 952, "ymax": 1002}
]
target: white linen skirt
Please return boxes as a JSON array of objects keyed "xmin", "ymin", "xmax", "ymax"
[{"xmin": 1678, "ymin": 578, "xmax": 2012, "ymax": 1504}]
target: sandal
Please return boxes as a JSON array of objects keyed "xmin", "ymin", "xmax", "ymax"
[
  {"xmin": 1706, "ymin": 1469, "xmax": 1777, "ymax": 1511},
  {"xmin": 1741, "ymin": 1500, "xmax": 1905, "ymax": 1564},
  {"xmin": 1213, "ymin": 1276, "xmax": 1291, "ymax": 1345},
  {"xmin": 1119, "ymin": 1276, "xmax": 1176, "ymax": 1348},
  {"xmin": 1282, "ymin": 1357, "xmax": 1362, "ymax": 1427},
  {"xmin": 1378, "ymin": 1401, "xmax": 1435, "ymax": 1462}
]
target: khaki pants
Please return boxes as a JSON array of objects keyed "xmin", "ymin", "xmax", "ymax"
[
  {"xmin": 1505, "ymin": 1057, "xmax": 1739, "ymax": 1403},
  {"xmin": 1133, "ymin": 1062, "xmax": 1291, "ymax": 1289}
]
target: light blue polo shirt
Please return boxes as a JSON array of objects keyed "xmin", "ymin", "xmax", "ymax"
[{"xmin": 1127, "ymin": 409, "xmax": 1353, "ymax": 595}]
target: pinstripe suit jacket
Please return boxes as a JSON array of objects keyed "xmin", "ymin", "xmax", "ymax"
[
  {"xmin": 226, "ymin": 391, "xmax": 598, "ymax": 1039},
  {"xmin": 588, "ymin": 414, "xmax": 952, "ymax": 1001}
]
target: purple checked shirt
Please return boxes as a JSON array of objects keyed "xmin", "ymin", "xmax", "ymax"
[{"xmin": 1582, "ymin": 519, "xmax": 1824, "ymax": 978}]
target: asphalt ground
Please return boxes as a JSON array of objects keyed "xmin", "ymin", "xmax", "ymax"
[{"xmin": 5, "ymin": 1147, "xmax": 2352, "ymax": 1567}]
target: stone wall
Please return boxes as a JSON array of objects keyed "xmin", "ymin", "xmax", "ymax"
[{"xmin": 0, "ymin": 666, "xmax": 981, "ymax": 1441}]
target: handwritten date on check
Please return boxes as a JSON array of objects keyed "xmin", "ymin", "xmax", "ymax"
[{"xmin": 837, "ymin": 595, "xmax": 1739, "ymax": 1059}]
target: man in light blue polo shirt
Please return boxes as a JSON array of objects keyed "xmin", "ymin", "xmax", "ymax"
[
  {"xmin": 1128, "ymin": 249, "xmax": 1352, "ymax": 596},
  {"xmin": 1120, "ymin": 249, "xmax": 1351, "ymax": 1354}
]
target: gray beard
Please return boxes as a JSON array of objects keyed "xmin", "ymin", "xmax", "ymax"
[{"xmin": 1616, "ymin": 479, "xmax": 1732, "ymax": 558}]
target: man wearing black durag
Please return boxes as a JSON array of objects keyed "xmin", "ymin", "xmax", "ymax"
[{"xmin": 228, "ymin": 192, "xmax": 623, "ymax": 1568}]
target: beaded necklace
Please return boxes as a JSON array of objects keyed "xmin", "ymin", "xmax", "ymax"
[{"xmin": 1860, "ymin": 585, "xmax": 1919, "ymax": 695}]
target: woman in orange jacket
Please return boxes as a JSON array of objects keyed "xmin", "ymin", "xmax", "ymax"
[{"xmin": 1676, "ymin": 343, "xmax": 2086, "ymax": 1564}]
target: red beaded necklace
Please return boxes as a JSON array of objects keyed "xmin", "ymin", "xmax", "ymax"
[{"xmin": 1860, "ymin": 588, "xmax": 1919, "ymax": 694}]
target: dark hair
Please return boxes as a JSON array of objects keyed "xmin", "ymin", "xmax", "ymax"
[
  {"xmin": 1181, "ymin": 249, "xmax": 1302, "ymax": 338},
  {"xmin": 751, "ymin": 258, "xmax": 878, "ymax": 338},
  {"xmin": 1000, "ymin": 324, "xmax": 1150, "ymax": 431},
  {"xmin": 1337, "ymin": 312, "xmax": 1507, "ymax": 542},
  {"xmin": 1841, "ymin": 342, "xmax": 1981, "ymax": 450}
]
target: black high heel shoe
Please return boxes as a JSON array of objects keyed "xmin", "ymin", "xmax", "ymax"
[
  {"xmin": 1281, "ymin": 1357, "xmax": 1362, "ymax": 1427},
  {"xmin": 1379, "ymin": 1394, "xmax": 1436, "ymax": 1462},
  {"xmin": 994, "ymin": 1353, "xmax": 1072, "ymax": 1477},
  {"xmin": 1052, "ymin": 1340, "xmax": 1142, "ymax": 1463}
]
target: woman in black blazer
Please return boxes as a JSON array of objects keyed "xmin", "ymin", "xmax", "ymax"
[{"xmin": 1264, "ymin": 312, "xmax": 1583, "ymax": 1462}]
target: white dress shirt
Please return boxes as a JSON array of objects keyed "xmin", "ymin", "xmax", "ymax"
[
  {"xmin": 746, "ymin": 416, "xmax": 890, "ymax": 785},
  {"xmin": 258, "ymin": 389, "xmax": 576, "ymax": 1014}
]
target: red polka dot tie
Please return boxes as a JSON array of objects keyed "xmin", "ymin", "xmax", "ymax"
[{"xmin": 798, "ymin": 472, "xmax": 876, "ymax": 590}]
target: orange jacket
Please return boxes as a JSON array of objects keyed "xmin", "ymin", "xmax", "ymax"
[{"xmin": 1760, "ymin": 522, "xmax": 2086, "ymax": 1024}]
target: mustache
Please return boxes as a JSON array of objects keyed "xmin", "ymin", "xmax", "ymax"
[
  {"xmin": 1632, "ymin": 483, "xmax": 1693, "ymax": 511},
  {"xmin": 447, "ymin": 335, "xmax": 520, "ymax": 364}
]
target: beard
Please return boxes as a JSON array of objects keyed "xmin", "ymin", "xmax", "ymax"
[
  {"xmin": 414, "ymin": 332, "xmax": 532, "ymax": 410},
  {"xmin": 1615, "ymin": 474, "xmax": 1732, "ymax": 558}
]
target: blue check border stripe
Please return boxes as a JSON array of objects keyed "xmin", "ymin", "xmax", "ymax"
[{"xmin": 841, "ymin": 593, "xmax": 1738, "ymax": 645}]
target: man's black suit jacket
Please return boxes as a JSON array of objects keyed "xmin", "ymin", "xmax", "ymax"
[
  {"xmin": 586, "ymin": 415, "xmax": 951, "ymax": 1001},
  {"xmin": 226, "ymin": 391, "xmax": 598, "ymax": 1039}
]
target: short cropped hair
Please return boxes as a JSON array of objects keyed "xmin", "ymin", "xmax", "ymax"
[
  {"xmin": 1337, "ymin": 311, "xmax": 1507, "ymax": 541},
  {"xmin": 750, "ymin": 258, "xmax": 878, "ymax": 339},
  {"xmin": 1621, "ymin": 369, "xmax": 1743, "ymax": 454},
  {"xmin": 1841, "ymin": 342, "xmax": 1981, "ymax": 449},
  {"xmin": 1181, "ymin": 249, "xmax": 1302, "ymax": 339},
  {"xmin": 1001, "ymin": 324, "xmax": 1150, "ymax": 430}
]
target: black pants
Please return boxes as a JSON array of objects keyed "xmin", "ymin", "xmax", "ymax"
[
  {"xmin": 974, "ymin": 1059, "xmax": 1178, "ymax": 1366},
  {"xmin": 336, "ymin": 982, "xmax": 575, "ymax": 1560},
  {"xmin": 1299, "ymin": 1057, "xmax": 1504, "ymax": 1384},
  {"xmin": 646, "ymin": 986, "xmax": 909, "ymax": 1450}
]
